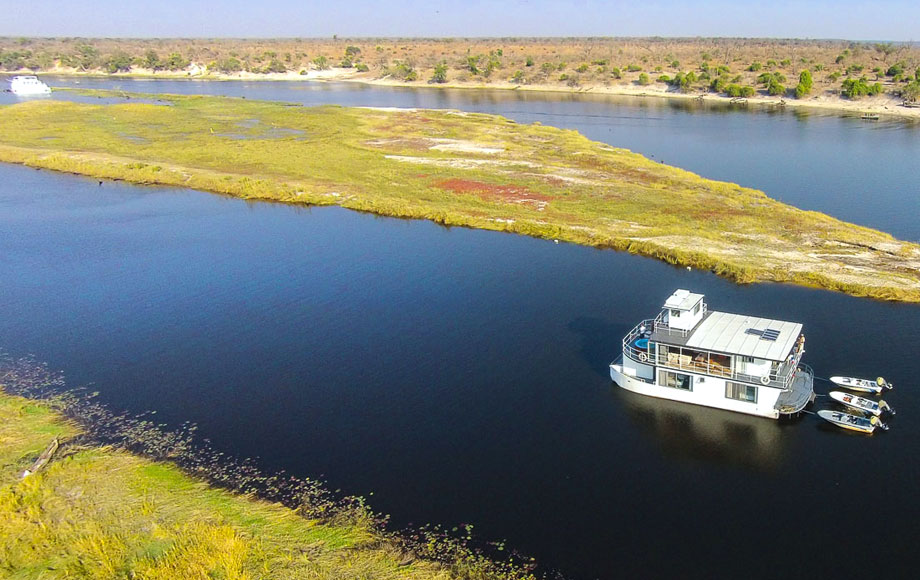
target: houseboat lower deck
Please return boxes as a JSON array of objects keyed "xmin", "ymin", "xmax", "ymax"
[{"xmin": 610, "ymin": 290, "xmax": 815, "ymax": 419}]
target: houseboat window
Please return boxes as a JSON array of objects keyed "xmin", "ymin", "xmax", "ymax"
[
  {"xmin": 670, "ymin": 309, "xmax": 681, "ymax": 318},
  {"xmin": 660, "ymin": 370, "xmax": 692, "ymax": 391},
  {"xmin": 693, "ymin": 302, "xmax": 701, "ymax": 315},
  {"xmin": 725, "ymin": 382, "xmax": 758, "ymax": 403}
]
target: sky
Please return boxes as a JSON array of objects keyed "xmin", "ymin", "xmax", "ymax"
[{"xmin": 1, "ymin": 0, "xmax": 917, "ymax": 41}]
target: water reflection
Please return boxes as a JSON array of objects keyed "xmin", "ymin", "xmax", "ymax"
[{"xmin": 614, "ymin": 386, "xmax": 789, "ymax": 473}]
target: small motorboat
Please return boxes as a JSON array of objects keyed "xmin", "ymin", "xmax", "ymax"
[
  {"xmin": 829, "ymin": 391, "xmax": 894, "ymax": 417},
  {"xmin": 818, "ymin": 409, "xmax": 887, "ymax": 434},
  {"xmin": 829, "ymin": 376, "xmax": 892, "ymax": 394}
]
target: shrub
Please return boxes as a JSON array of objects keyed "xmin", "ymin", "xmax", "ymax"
[
  {"xmin": 886, "ymin": 62, "xmax": 905, "ymax": 77},
  {"xmin": 841, "ymin": 77, "xmax": 883, "ymax": 99},
  {"xmin": 748, "ymin": 62, "xmax": 762, "ymax": 71},
  {"xmin": 795, "ymin": 69, "xmax": 813, "ymax": 99},
  {"xmin": 312, "ymin": 56, "xmax": 329, "ymax": 70},
  {"xmin": 767, "ymin": 77, "xmax": 786, "ymax": 96},
  {"xmin": 576, "ymin": 63, "xmax": 589, "ymax": 73},
  {"xmin": 510, "ymin": 69, "xmax": 525, "ymax": 84},
  {"xmin": 657, "ymin": 75, "xmax": 671, "ymax": 83},
  {"xmin": 626, "ymin": 64, "xmax": 642, "ymax": 72},
  {"xmin": 670, "ymin": 60, "xmax": 680, "ymax": 69},
  {"xmin": 355, "ymin": 63, "xmax": 369, "ymax": 72},
  {"xmin": 525, "ymin": 56, "xmax": 534, "ymax": 67},
  {"xmin": 609, "ymin": 67, "xmax": 621, "ymax": 79},
  {"xmin": 430, "ymin": 61, "xmax": 448, "ymax": 83},
  {"xmin": 637, "ymin": 72, "xmax": 650, "ymax": 85}
]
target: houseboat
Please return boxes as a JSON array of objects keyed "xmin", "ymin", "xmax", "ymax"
[{"xmin": 610, "ymin": 289, "xmax": 814, "ymax": 419}]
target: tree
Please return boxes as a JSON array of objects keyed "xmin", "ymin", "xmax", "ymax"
[
  {"xmin": 795, "ymin": 70, "xmax": 813, "ymax": 99},
  {"xmin": 144, "ymin": 50, "xmax": 160, "ymax": 70},
  {"xmin": 104, "ymin": 51, "xmax": 133, "ymax": 73},
  {"xmin": 430, "ymin": 61, "xmax": 448, "ymax": 84},
  {"xmin": 164, "ymin": 52, "xmax": 189, "ymax": 71}
]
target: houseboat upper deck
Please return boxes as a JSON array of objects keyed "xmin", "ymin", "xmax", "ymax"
[{"xmin": 610, "ymin": 290, "xmax": 814, "ymax": 419}]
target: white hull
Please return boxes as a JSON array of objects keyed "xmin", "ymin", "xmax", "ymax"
[
  {"xmin": 829, "ymin": 376, "xmax": 891, "ymax": 394},
  {"xmin": 817, "ymin": 409, "xmax": 885, "ymax": 433},
  {"xmin": 8, "ymin": 76, "xmax": 52, "ymax": 96},
  {"xmin": 829, "ymin": 390, "xmax": 893, "ymax": 416},
  {"xmin": 610, "ymin": 362, "xmax": 786, "ymax": 419}
]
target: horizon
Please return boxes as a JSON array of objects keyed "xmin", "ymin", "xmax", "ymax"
[{"xmin": 2, "ymin": 1, "xmax": 918, "ymax": 42}]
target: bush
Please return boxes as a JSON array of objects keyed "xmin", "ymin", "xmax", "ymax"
[
  {"xmin": 902, "ymin": 80, "xmax": 920, "ymax": 102},
  {"xmin": 767, "ymin": 78, "xmax": 786, "ymax": 96},
  {"xmin": 626, "ymin": 64, "xmax": 642, "ymax": 72},
  {"xmin": 886, "ymin": 62, "xmax": 905, "ymax": 77},
  {"xmin": 430, "ymin": 61, "xmax": 448, "ymax": 83},
  {"xmin": 657, "ymin": 75, "xmax": 671, "ymax": 83},
  {"xmin": 795, "ymin": 69, "xmax": 813, "ymax": 99},
  {"xmin": 355, "ymin": 63, "xmax": 369, "ymax": 72},
  {"xmin": 525, "ymin": 56, "xmax": 534, "ymax": 67},
  {"xmin": 841, "ymin": 77, "xmax": 882, "ymax": 99},
  {"xmin": 748, "ymin": 62, "xmax": 762, "ymax": 72},
  {"xmin": 637, "ymin": 72, "xmax": 650, "ymax": 85},
  {"xmin": 609, "ymin": 67, "xmax": 621, "ymax": 79},
  {"xmin": 312, "ymin": 56, "xmax": 329, "ymax": 70},
  {"xmin": 510, "ymin": 69, "xmax": 525, "ymax": 84},
  {"xmin": 576, "ymin": 63, "xmax": 589, "ymax": 73}
]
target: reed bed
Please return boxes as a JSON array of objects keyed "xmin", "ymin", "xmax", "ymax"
[{"xmin": 0, "ymin": 353, "xmax": 537, "ymax": 579}]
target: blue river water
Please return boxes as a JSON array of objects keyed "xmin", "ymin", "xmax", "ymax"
[{"xmin": 1, "ymin": 79, "xmax": 919, "ymax": 579}]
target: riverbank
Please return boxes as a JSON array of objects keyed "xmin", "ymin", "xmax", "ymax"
[
  {"xmin": 31, "ymin": 67, "xmax": 920, "ymax": 120},
  {"xmin": 0, "ymin": 356, "xmax": 533, "ymax": 579},
  {"xmin": 0, "ymin": 92, "xmax": 918, "ymax": 301}
]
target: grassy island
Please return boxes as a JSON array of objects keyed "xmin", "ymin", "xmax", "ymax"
[{"xmin": 0, "ymin": 92, "xmax": 918, "ymax": 301}]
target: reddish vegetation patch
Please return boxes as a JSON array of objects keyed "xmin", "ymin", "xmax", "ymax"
[{"xmin": 435, "ymin": 179, "xmax": 551, "ymax": 206}]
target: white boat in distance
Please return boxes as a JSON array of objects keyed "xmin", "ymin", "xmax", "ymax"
[
  {"xmin": 610, "ymin": 289, "xmax": 815, "ymax": 419},
  {"xmin": 817, "ymin": 410, "xmax": 887, "ymax": 434},
  {"xmin": 829, "ymin": 391, "xmax": 894, "ymax": 417},
  {"xmin": 829, "ymin": 376, "xmax": 892, "ymax": 394},
  {"xmin": 8, "ymin": 75, "xmax": 51, "ymax": 96}
]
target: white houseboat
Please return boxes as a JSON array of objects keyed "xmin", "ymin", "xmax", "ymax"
[
  {"xmin": 610, "ymin": 289, "xmax": 814, "ymax": 419},
  {"xmin": 8, "ymin": 75, "xmax": 52, "ymax": 96}
]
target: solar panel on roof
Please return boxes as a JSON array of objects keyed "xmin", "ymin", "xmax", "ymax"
[{"xmin": 761, "ymin": 329, "xmax": 780, "ymax": 341}]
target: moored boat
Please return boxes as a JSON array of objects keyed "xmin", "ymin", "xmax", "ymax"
[
  {"xmin": 8, "ymin": 75, "xmax": 52, "ymax": 96},
  {"xmin": 829, "ymin": 376, "xmax": 892, "ymax": 394},
  {"xmin": 829, "ymin": 390, "xmax": 894, "ymax": 417},
  {"xmin": 817, "ymin": 409, "xmax": 887, "ymax": 434},
  {"xmin": 609, "ymin": 289, "xmax": 814, "ymax": 419}
]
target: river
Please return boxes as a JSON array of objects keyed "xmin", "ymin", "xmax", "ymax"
[{"xmin": 1, "ymin": 79, "xmax": 919, "ymax": 579}]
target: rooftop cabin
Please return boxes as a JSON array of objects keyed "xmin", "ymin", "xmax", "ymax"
[{"xmin": 626, "ymin": 289, "xmax": 807, "ymax": 389}]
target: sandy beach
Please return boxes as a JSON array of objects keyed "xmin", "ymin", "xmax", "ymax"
[{"xmin": 31, "ymin": 65, "xmax": 920, "ymax": 121}]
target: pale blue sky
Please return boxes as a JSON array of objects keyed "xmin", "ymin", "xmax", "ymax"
[{"xmin": 1, "ymin": 0, "xmax": 917, "ymax": 41}]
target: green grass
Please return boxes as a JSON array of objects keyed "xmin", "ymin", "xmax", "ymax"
[
  {"xmin": 0, "ymin": 391, "xmax": 465, "ymax": 579},
  {"xmin": 0, "ymin": 91, "xmax": 918, "ymax": 301}
]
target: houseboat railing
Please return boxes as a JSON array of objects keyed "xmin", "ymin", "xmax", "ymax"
[{"xmin": 622, "ymin": 318, "xmax": 800, "ymax": 389}]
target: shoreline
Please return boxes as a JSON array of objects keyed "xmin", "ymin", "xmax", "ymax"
[{"xmin": 29, "ymin": 67, "xmax": 920, "ymax": 120}]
